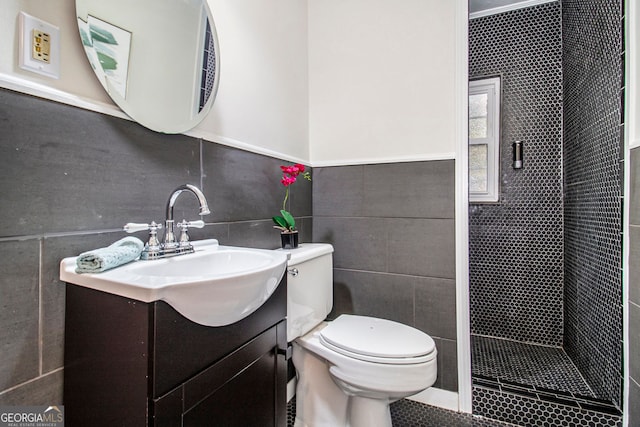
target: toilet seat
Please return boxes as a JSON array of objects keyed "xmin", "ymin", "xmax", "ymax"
[{"xmin": 319, "ymin": 315, "xmax": 436, "ymax": 365}]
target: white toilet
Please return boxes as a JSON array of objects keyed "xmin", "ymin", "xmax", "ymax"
[{"xmin": 284, "ymin": 243, "xmax": 437, "ymax": 427}]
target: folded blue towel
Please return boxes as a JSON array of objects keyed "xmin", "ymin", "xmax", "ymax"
[{"xmin": 75, "ymin": 237, "xmax": 144, "ymax": 273}]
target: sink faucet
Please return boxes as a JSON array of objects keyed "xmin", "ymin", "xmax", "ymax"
[
  {"xmin": 123, "ymin": 184, "xmax": 211, "ymax": 260},
  {"xmin": 163, "ymin": 184, "xmax": 211, "ymax": 248}
]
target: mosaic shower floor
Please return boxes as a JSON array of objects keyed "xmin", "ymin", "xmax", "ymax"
[
  {"xmin": 472, "ymin": 335, "xmax": 593, "ymax": 397},
  {"xmin": 471, "ymin": 335, "xmax": 622, "ymax": 424}
]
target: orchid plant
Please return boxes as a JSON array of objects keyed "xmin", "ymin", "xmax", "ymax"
[{"xmin": 272, "ymin": 163, "xmax": 311, "ymax": 233}]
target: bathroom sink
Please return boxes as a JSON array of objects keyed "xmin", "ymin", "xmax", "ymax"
[{"xmin": 60, "ymin": 240, "xmax": 288, "ymax": 326}]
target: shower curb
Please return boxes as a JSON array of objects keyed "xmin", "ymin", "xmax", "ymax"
[{"xmin": 472, "ymin": 384, "xmax": 622, "ymax": 427}]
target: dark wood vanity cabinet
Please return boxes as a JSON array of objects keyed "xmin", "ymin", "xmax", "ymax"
[{"xmin": 64, "ymin": 276, "xmax": 288, "ymax": 427}]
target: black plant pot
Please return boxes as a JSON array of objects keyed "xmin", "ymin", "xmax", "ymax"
[{"xmin": 280, "ymin": 231, "xmax": 299, "ymax": 249}]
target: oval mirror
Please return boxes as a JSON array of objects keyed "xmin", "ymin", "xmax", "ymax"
[{"xmin": 75, "ymin": 0, "xmax": 220, "ymax": 133}]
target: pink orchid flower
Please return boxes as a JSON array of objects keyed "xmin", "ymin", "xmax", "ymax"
[
  {"xmin": 281, "ymin": 175, "xmax": 297, "ymax": 186},
  {"xmin": 274, "ymin": 163, "xmax": 311, "ymax": 233}
]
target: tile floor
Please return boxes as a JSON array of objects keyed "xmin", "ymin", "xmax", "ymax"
[
  {"xmin": 287, "ymin": 398, "xmax": 515, "ymax": 427},
  {"xmin": 472, "ymin": 335, "xmax": 593, "ymax": 397},
  {"xmin": 471, "ymin": 335, "xmax": 622, "ymax": 426}
]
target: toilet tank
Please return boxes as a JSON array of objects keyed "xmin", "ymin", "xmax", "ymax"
[{"xmin": 281, "ymin": 243, "xmax": 334, "ymax": 342}]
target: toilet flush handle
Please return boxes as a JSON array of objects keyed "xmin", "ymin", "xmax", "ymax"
[{"xmin": 288, "ymin": 267, "xmax": 299, "ymax": 277}]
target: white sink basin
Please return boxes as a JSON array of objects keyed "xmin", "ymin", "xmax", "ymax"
[{"xmin": 60, "ymin": 240, "xmax": 288, "ymax": 326}]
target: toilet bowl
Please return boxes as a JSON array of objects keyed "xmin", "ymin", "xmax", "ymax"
[
  {"xmin": 283, "ymin": 244, "xmax": 438, "ymax": 427},
  {"xmin": 294, "ymin": 317, "xmax": 437, "ymax": 427}
]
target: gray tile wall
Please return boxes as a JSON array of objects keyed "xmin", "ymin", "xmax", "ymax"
[
  {"xmin": 628, "ymin": 147, "xmax": 640, "ymax": 425},
  {"xmin": 312, "ymin": 161, "xmax": 458, "ymax": 391},
  {"xmin": 562, "ymin": 0, "xmax": 624, "ymax": 407},
  {"xmin": 0, "ymin": 88, "xmax": 312, "ymax": 404},
  {"xmin": 469, "ymin": 1, "xmax": 565, "ymax": 346}
]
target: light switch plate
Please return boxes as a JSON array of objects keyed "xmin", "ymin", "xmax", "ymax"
[{"xmin": 19, "ymin": 12, "xmax": 60, "ymax": 79}]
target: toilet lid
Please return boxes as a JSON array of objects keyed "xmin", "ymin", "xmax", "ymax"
[{"xmin": 319, "ymin": 315, "xmax": 436, "ymax": 364}]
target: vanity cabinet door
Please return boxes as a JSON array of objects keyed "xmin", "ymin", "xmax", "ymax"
[
  {"xmin": 183, "ymin": 349, "xmax": 276, "ymax": 426},
  {"xmin": 64, "ymin": 285, "xmax": 152, "ymax": 427},
  {"xmin": 153, "ymin": 321, "xmax": 287, "ymax": 427}
]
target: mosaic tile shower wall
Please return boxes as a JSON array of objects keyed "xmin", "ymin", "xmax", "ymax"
[
  {"xmin": 469, "ymin": 2, "xmax": 564, "ymax": 346},
  {"xmin": 562, "ymin": 0, "xmax": 624, "ymax": 407}
]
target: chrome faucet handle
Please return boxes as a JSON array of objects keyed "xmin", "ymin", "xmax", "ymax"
[
  {"xmin": 177, "ymin": 220, "xmax": 205, "ymax": 247},
  {"xmin": 146, "ymin": 222, "xmax": 162, "ymax": 249},
  {"xmin": 124, "ymin": 222, "xmax": 158, "ymax": 233},
  {"xmin": 177, "ymin": 220, "xmax": 205, "ymax": 229},
  {"xmin": 123, "ymin": 221, "xmax": 162, "ymax": 249}
]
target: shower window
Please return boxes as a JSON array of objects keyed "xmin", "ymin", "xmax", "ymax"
[{"xmin": 469, "ymin": 77, "xmax": 500, "ymax": 202}]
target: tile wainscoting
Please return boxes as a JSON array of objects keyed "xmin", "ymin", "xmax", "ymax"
[
  {"xmin": 0, "ymin": 88, "xmax": 312, "ymax": 403},
  {"xmin": 312, "ymin": 160, "xmax": 458, "ymax": 392}
]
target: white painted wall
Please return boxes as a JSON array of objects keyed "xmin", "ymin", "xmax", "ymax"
[
  {"xmin": 0, "ymin": 0, "xmax": 309, "ymax": 161},
  {"xmin": 1, "ymin": 0, "xmax": 460, "ymax": 165},
  {"xmin": 308, "ymin": 0, "xmax": 458, "ymax": 165},
  {"xmin": 201, "ymin": 0, "xmax": 309, "ymax": 161}
]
